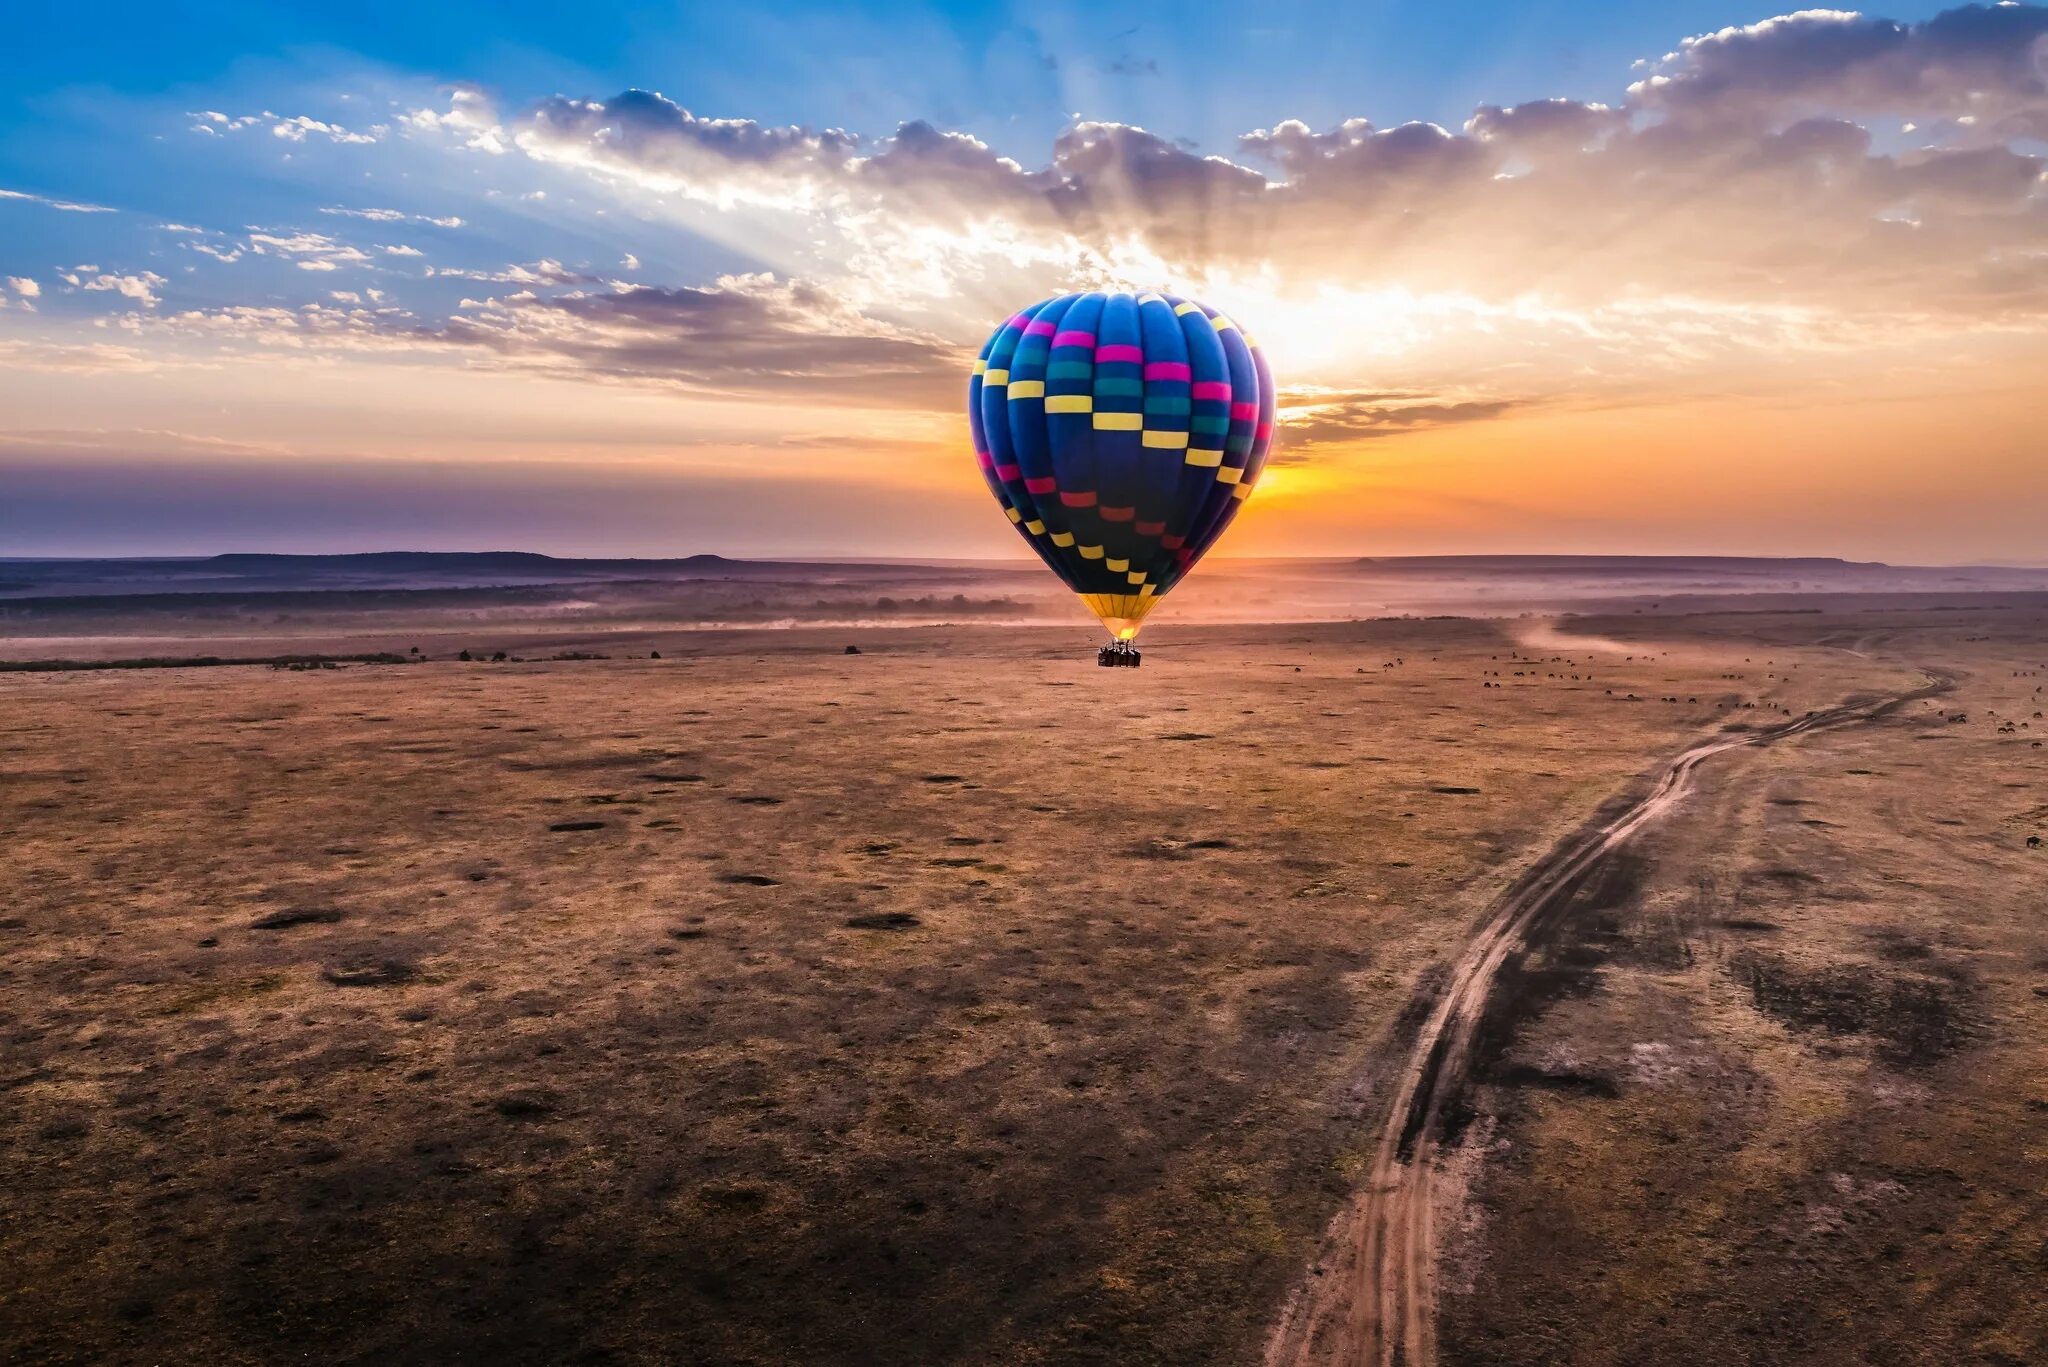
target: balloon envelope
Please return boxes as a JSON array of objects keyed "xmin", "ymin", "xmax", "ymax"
[{"xmin": 968, "ymin": 291, "xmax": 1274, "ymax": 640}]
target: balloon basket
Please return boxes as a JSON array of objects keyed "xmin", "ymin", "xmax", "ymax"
[{"xmin": 1096, "ymin": 642, "xmax": 1143, "ymax": 669}]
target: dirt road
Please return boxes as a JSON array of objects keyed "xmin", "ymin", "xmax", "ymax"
[{"xmin": 1264, "ymin": 668, "xmax": 1952, "ymax": 1367}]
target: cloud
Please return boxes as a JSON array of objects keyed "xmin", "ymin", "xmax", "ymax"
[
  {"xmin": 427, "ymin": 258, "xmax": 595, "ymax": 285},
  {"xmin": 271, "ymin": 115, "xmax": 379, "ymax": 144},
  {"xmin": 398, "ymin": 86, "xmax": 507, "ymax": 154},
  {"xmin": 435, "ymin": 273, "xmax": 966, "ymax": 405},
  {"xmin": 76, "ymin": 271, "xmax": 169, "ymax": 308},
  {"xmin": 467, "ymin": 6, "xmax": 2045, "ymax": 325},
  {"xmin": 0, "ymin": 337, "xmax": 164, "ymax": 373},
  {"xmin": 0, "ymin": 427, "xmax": 293, "ymax": 459},
  {"xmin": 1628, "ymin": 5, "xmax": 2048, "ymax": 135},
  {"xmin": 322, "ymin": 206, "xmax": 465, "ymax": 228},
  {"xmin": 6, "ymin": 276, "xmax": 40, "ymax": 298},
  {"xmin": 147, "ymin": 272, "xmax": 966, "ymax": 408},
  {"xmin": 249, "ymin": 231, "xmax": 372, "ymax": 269},
  {"xmin": 192, "ymin": 111, "xmax": 381, "ymax": 144},
  {"xmin": 1277, "ymin": 391, "xmax": 1526, "ymax": 448},
  {"xmin": 0, "ymin": 186, "xmax": 115, "ymax": 213},
  {"xmin": 57, "ymin": 4, "xmax": 2048, "ymax": 449}
]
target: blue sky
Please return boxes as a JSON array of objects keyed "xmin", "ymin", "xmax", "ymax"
[{"xmin": 1, "ymin": 2, "xmax": 2041, "ymax": 560}]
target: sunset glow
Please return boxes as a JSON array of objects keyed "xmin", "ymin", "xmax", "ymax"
[{"xmin": 3, "ymin": 2, "xmax": 2044, "ymax": 560}]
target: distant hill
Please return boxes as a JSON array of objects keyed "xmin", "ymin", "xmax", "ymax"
[
  {"xmin": 1347, "ymin": 555, "xmax": 1886, "ymax": 576},
  {"xmin": 3, "ymin": 551, "xmax": 2044, "ymax": 606},
  {"xmin": 1338, "ymin": 554, "xmax": 2048, "ymax": 586},
  {"xmin": 0, "ymin": 551, "xmax": 991, "ymax": 600}
]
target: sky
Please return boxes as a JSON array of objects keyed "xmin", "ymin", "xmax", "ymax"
[{"xmin": 1, "ymin": 1, "xmax": 2044, "ymax": 563}]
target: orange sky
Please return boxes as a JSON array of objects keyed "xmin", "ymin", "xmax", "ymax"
[{"xmin": 3, "ymin": 5, "xmax": 2045, "ymax": 561}]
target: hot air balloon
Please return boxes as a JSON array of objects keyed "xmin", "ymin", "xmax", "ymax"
[{"xmin": 968, "ymin": 291, "xmax": 1274, "ymax": 663}]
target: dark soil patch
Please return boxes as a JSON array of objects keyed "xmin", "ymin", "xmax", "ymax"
[
  {"xmin": 1869, "ymin": 930, "xmax": 1934, "ymax": 962},
  {"xmin": 719, "ymin": 873, "xmax": 779, "ymax": 887},
  {"xmin": 1431, "ymin": 785, "xmax": 1482, "ymax": 795},
  {"xmin": 547, "ymin": 820, "xmax": 606, "ymax": 832},
  {"xmin": 729, "ymin": 796, "xmax": 783, "ymax": 805},
  {"xmin": 1160, "ymin": 733, "xmax": 1213, "ymax": 741},
  {"xmin": 640, "ymin": 772, "xmax": 705, "ymax": 782},
  {"xmin": 698, "ymin": 1182, "xmax": 770, "ymax": 1212},
  {"xmin": 248, "ymin": 908, "xmax": 344, "ymax": 930},
  {"xmin": 1720, "ymin": 918, "xmax": 1782, "ymax": 932},
  {"xmin": 1728, "ymin": 949, "xmax": 1980, "ymax": 1065},
  {"xmin": 1754, "ymin": 867, "xmax": 1820, "ymax": 886},
  {"xmin": 491, "ymin": 1092, "xmax": 559, "ymax": 1119},
  {"xmin": 1497, "ymin": 1063, "xmax": 1621, "ymax": 1098},
  {"xmin": 1432, "ymin": 849, "xmax": 1648, "ymax": 1151},
  {"xmin": 920, "ymin": 774, "xmax": 964, "ymax": 784},
  {"xmin": 845, "ymin": 912, "xmax": 921, "ymax": 930}
]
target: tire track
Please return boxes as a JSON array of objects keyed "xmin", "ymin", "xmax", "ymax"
[{"xmin": 1264, "ymin": 668, "xmax": 1952, "ymax": 1367}]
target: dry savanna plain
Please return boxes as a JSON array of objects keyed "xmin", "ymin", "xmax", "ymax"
[{"xmin": 3, "ymin": 606, "xmax": 2044, "ymax": 1365}]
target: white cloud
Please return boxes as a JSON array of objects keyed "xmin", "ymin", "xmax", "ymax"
[
  {"xmin": 249, "ymin": 231, "xmax": 372, "ymax": 268},
  {"xmin": 400, "ymin": 87, "xmax": 507, "ymax": 154},
  {"xmin": 0, "ymin": 186, "xmax": 115, "ymax": 214},
  {"xmin": 380, "ymin": 244, "xmax": 425, "ymax": 257},
  {"xmin": 322, "ymin": 206, "xmax": 465, "ymax": 228},
  {"xmin": 269, "ymin": 115, "xmax": 379, "ymax": 145},
  {"xmin": 78, "ymin": 271, "xmax": 169, "ymax": 307},
  {"xmin": 427, "ymin": 258, "xmax": 592, "ymax": 285},
  {"xmin": 6, "ymin": 276, "xmax": 40, "ymax": 298},
  {"xmin": 193, "ymin": 112, "xmax": 381, "ymax": 144}
]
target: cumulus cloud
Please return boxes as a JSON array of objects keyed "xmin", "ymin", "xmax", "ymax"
[
  {"xmin": 95, "ymin": 5, "xmax": 2048, "ymax": 448},
  {"xmin": 459, "ymin": 5, "xmax": 2046, "ymax": 325},
  {"xmin": 1629, "ymin": 4, "xmax": 2048, "ymax": 135},
  {"xmin": 399, "ymin": 87, "xmax": 507, "ymax": 154},
  {"xmin": 6, "ymin": 276, "xmax": 40, "ymax": 298},
  {"xmin": 74, "ymin": 270, "xmax": 170, "ymax": 307}
]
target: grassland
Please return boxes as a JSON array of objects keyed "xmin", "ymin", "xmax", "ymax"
[{"xmin": 1, "ymin": 610, "xmax": 2040, "ymax": 1365}]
